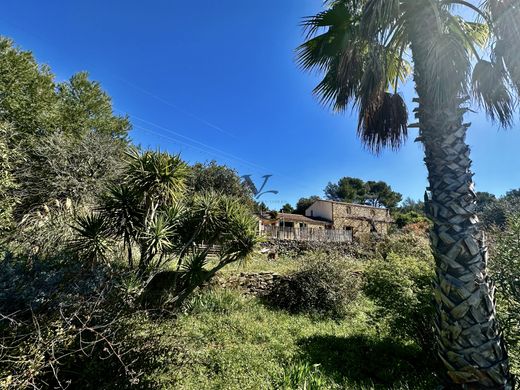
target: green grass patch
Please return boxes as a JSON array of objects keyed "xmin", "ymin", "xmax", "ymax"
[{"xmin": 127, "ymin": 288, "xmax": 437, "ymax": 389}]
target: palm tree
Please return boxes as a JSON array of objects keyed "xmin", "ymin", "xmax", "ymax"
[{"xmin": 298, "ymin": 0, "xmax": 519, "ymax": 388}]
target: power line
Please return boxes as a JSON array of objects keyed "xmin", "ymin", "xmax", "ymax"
[{"xmin": 115, "ymin": 76, "xmax": 237, "ymax": 138}]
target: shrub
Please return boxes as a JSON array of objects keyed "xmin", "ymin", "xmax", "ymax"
[
  {"xmin": 363, "ymin": 251, "xmax": 435, "ymax": 354},
  {"xmin": 376, "ymin": 231, "xmax": 432, "ymax": 261},
  {"xmin": 0, "ymin": 254, "xmax": 140, "ymax": 388},
  {"xmin": 265, "ymin": 252, "xmax": 362, "ymax": 318},
  {"xmin": 489, "ymin": 214, "xmax": 520, "ymax": 374}
]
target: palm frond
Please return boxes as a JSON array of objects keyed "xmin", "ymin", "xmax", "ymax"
[
  {"xmin": 361, "ymin": 0, "xmax": 401, "ymax": 38},
  {"xmin": 301, "ymin": 2, "xmax": 353, "ymax": 39},
  {"xmin": 487, "ymin": 0, "xmax": 520, "ymax": 94},
  {"xmin": 358, "ymin": 92, "xmax": 408, "ymax": 154},
  {"xmin": 472, "ymin": 60, "xmax": 514, "ymax": 127},
  {"xmin": 425, "ymin": 32, "xmax": 471, "ymax": 106}
]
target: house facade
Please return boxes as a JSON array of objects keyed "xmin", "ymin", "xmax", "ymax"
[
  {"xmin": 305, "ymin": 200, "xmax": 392, "ymax": 237},
  {"xmin": 258, "ymin": 200, "xmax": 392, "ymax": 242}
]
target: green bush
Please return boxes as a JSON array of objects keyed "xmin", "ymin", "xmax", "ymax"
[
  {"xmin": 265, "ymin": 252, "xmax": 362, "ymax": 318},
  {"xmin": 363, "ymin": 251, "xmax": 435, "ymax": 354},
  {"xmin": 376, "ymin": 231, "xmax": 432, "ymax": 260},
  {"xmin": 489, "ymin": 214, "xmax": 520, "ymax": 374},
  {"xmin": 393, "ymin": 210, "xmax": 429, "ymax": 229},
  {"xmin": 0, "ymin": 254, "xmax": 140, "ymax": 389}
]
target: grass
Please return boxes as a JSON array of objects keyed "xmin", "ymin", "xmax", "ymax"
[
  {"xmin": 213, "ymin": 253, "xmax": 303, "ymax": 276},
  {"xmin": 125, "ymin": 287, "xmax": 438, "ymax": 389}
]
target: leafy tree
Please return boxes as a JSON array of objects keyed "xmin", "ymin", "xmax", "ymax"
[
  {"xmin": 393, "ymin": 210, "xmax": 428, "ymax": 229},
  {"xmin": 280, "ymin": 203, "xmax": 295, "ymax": 213},
  {"xmin": 56, "ymin": 72, "xmax": 131, "ymax": 138},
  {"xmin": 12, "ymin": 131, "xmax": 126, "ymax": 216},
  {"xmin": 299, "ymin": 0, "xmax": 520, "ymax": 385},
  {"xmin": 294, "ymin": 196, "xmax": 321, "ymax": 215},
  {"xmin": 324, "ymin": 177, "xmax": 366, "ymax": 203},
  {"xmin": 0, "ymin": 37, "xmax": 58, "ymax": 141},
  {"xmin": 480, "ymin": 193, "xmax": 520, "ymax": 229},
  {"xmin": 399, "ymin": 197, "xmax": 425, "ymax": 214},
  {"xmin": 365, "ymin": 180, "xmax": 402, "ymax": 208},
  {"xmin": 324, "ymin": 177, "xmax": 401, "ymax": 208},
  {"xmin": 475, "ymin": 191, "xmax": 497, "ymax": 212},
  {"xmin": 187, "ymin": 160, "xmax": 253, "ymax": 202},
  {"xmin": 505, "ymin": 188, "xmax": 520, "ymax": 200}
]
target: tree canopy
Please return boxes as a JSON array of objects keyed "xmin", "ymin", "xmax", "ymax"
[
  {"xmin": 324, "ymin": 177, "xmax": 401, "ymax": 208},
  {"xmin": 294, "ymin": 196, "xmax": 321, "ymax": 215}
]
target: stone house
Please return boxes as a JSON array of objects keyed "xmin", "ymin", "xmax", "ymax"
[
  {"xmin": 305, "ymin": 200, "xmax": 392, "ymax": 238},
  {"xmin": 257, "ymin": 201, "xmax": 392, "ymax": 242}
]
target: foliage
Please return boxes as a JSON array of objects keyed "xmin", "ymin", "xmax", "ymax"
[
  {"xmin": 0, "ymin": 37, "xmax": 58, "ymax": 139},
  {"xmin": 0, "ymin": 38, "xmax": 130, "ymax": 220},
  {"xmin": 0, "ymin": 123, "xmax": 17, "ymax": 232},
  {"xmin": 12, "ymin": 131, "xmax": 126, "ymax": 216},
  {"xmin": 0, "ymin": 254, "xmax": 140, "ymax": 389},
  {"xmin": 489, "ymin": 214, "xmax": 520, "ymax": 375},
  {"xmin": 393, "ymin": 210, "xmax": 429, "ymax": 229},
  {"xmin": 265, "ymin": 252, "xmax": 362, "ymax": 318},
  {"xmin": 375, "ymin": 232, "xmax": 433, "ymax": 261},
  {"xmin": 480, "ymin": 192, "xmax": 520, "ymax": 229},
  {"xmin": 399, "ymin": 197, "xmax": 425, "ymax": 214},
  {"xmin": 7, "ymin": 198, "xmax": 79, "ymax": 258},
  {"xmin": 325, "ymin": 177, "xmax": 402, "ymax": 208},
  {"xmin": 187, "ymin": 160, "xmax": 253, "ymax": 205},
  {"xmin": 275, "ymin": 361, "xmax": 330, "ymax": 389},
  {"xmin": 280, "ymin": 203, "xmax": 295, "ymax": 213},
  {"xmin": 294, "ymin": 195, "xmax": 321, "ymax": 215},
  {"xmin": 74, "ymin": 149, "xmax": 258, "ymax": 309},
  {"xmin": 56, "ymin": 71, "xmax": 130, "ymax": 138},
  {"xmin": 364, "ymin": 251, "xmax": 435, "ymax": 354}
]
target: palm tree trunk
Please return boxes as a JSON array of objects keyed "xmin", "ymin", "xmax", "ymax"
[
  {"xmin": 420, "ymin": 100, "xmax": 511, "ymax": 389},
  {"xmin": 407, "ymin": 3, "xmax": 512, "ymax": 388}
]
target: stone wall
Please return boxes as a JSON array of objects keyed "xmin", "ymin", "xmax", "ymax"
[
  {"xmin": 332, "ymin": 203, "xmax": 390, "ymax": 236},
  {"xmin": 214, "ymin": 271, "xmax": 288, "ymax": 296},
  {"xmin": 260, "ymin": 238, "xmax": 378, "ymax": 259}
]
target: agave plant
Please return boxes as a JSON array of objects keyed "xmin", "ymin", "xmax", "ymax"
[{"xmin": 299, "ymin": 0, "xmax": 520, "ymax": 387}]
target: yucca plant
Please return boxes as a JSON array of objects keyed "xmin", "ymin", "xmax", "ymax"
[
  {"xmin": 70, "ymin": 213, "xmax": 111, "ymax": 266},
  {"xmin": 74, "ymin": 149, "xmax": 258, "ymax": 309},
  {"xmin": 299, "ymin": 0, "xmax": 520, "ymax": 387}
]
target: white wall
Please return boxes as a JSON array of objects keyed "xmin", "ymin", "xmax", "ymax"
[{"xmin": 305, "ymin": 201, "xmax": 333, "ymax": 221}]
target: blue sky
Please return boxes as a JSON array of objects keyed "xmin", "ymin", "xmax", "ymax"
[{"xmin": 2, "ymin": 0, "xmax": 519, "ymax": 208}]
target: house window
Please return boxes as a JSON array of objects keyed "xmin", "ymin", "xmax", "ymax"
[
  {"xmin": 310, "ymin": 210, "xmax": 314, "ymax": 217},
  {"xmin": 346, "ymin": 207, "xmax": 352, "ymax": 214}
]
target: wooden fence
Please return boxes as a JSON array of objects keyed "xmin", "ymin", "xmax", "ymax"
[{"xmin": 260, "ymin": 226, "xmax": 352, "ymax": 243}]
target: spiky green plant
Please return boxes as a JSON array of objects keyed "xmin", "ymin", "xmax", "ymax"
[
  {"xmin": 299, "ymin": 0, "xmax": 520, "ymax": 387},
  {"xmin": 74, "ymin": 149, "xmax": 258, "ymax": 308},
  {"xmin": 70, "ymin": 213, "xmax": 111, "ymax": 266}
]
